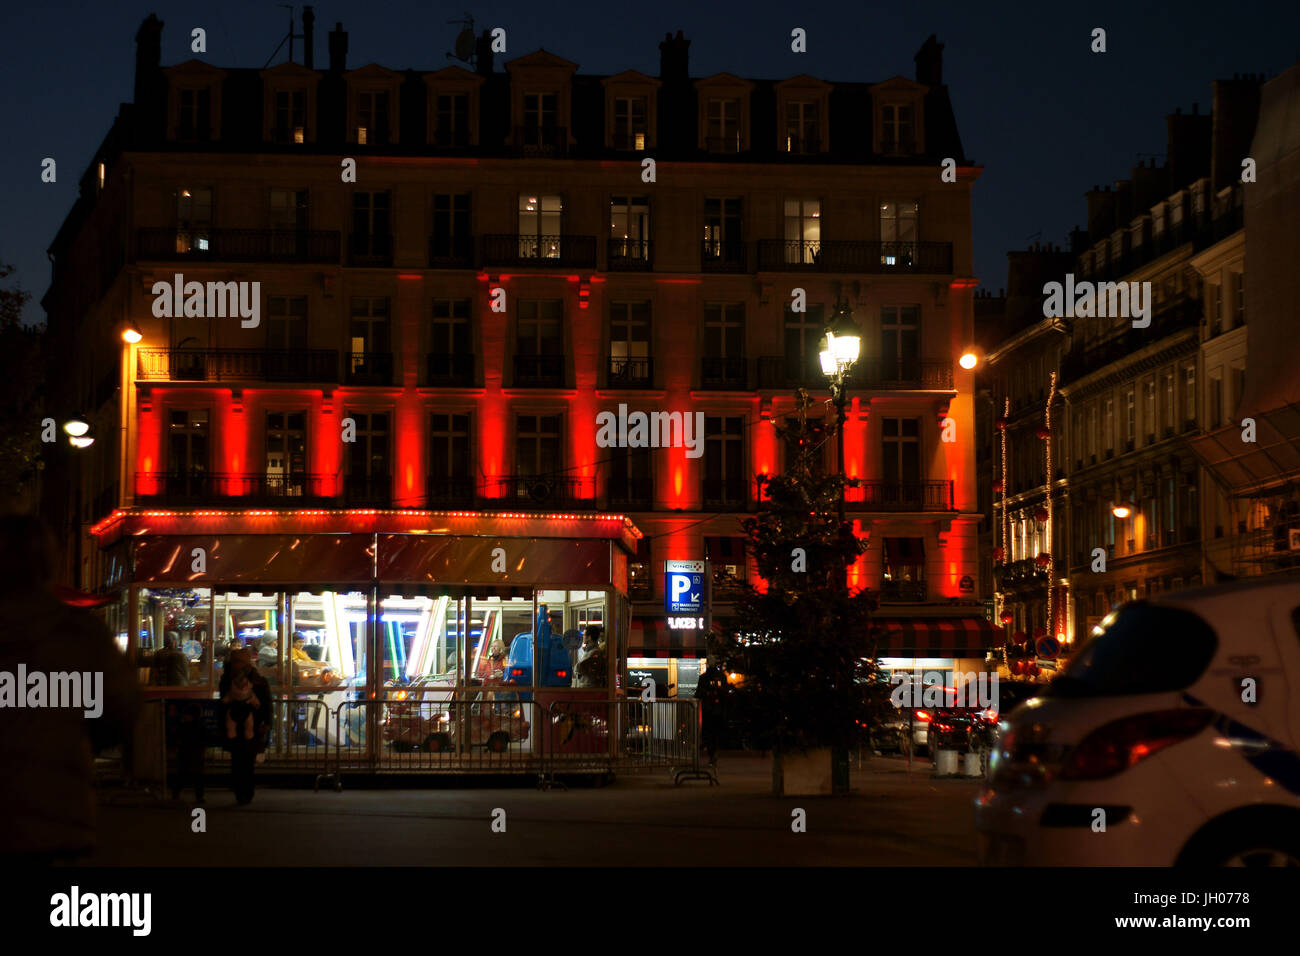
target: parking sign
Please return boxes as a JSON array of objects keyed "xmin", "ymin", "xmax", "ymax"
[{"xmin": 665, "ymin": 560, "xmax": 705, "ymax": 614}]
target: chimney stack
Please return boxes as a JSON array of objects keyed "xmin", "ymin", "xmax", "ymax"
[
  {"xmin": 134, "ymin": 13, "xmax": 164, "ymax": 104},
  {"xmin": 659, "ymin": 30, "xmax": 690, "ymax": 82},
  {"xmin": 914, "ymin": 34, "xmax": 943, "ymax": 87},
  {"xmin": 302, "ymin": 6, "xmax": 315, "ymax": 69},
  {"xmin": 329, "ymin": 22, "xmax": 348, "ymax": 72},
  {"xmin": 476, "ymin": 28, "xmax": 493, "ymax": 75}
]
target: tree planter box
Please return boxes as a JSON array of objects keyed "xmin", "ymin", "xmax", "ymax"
[{"xmin": 773, "ymin": 746, "xmax": 850, "ymax": 795}]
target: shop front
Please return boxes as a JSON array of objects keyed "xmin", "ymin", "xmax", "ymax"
[{"xmin": 90, "ymin": 509, "xmax": 642, "ymax": 773}]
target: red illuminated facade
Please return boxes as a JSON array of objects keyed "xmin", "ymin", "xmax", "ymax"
[{"xmin": 43, "ymin": 16, "xmax": 989, "ymax": 670}]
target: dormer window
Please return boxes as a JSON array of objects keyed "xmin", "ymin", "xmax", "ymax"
[
  {"xmin": 882, "ymin": 104, "xmax": 914, "ymax": 154},
  {"xmin": 347, "ymin": 66, "xmax": 402, "ymax": 146},
  {"xmin": 178, "ymin": 88, "xmax": 211, "ymax": 141},
  {"xmin": 785, "ymin": 101, "xmax": 819, "ymax": 153},
  {"xmin": 435, "ymin": 93, "xmax": 469, "ymax": 145},
  {"xmin": 425, "ymin": 68, "xmax": 483, "ymax": 148},
  {"xmin": 706, "ymin": 99, "xmax": 740, "ymax": 153},
  {"xmin": 358, "ymin": 91, "xmax": 389, "ymax": 145},
  {"xmin": 869, "ymin": 79, "xmax": 926, "ymax": 157},
  {"xmin": 275, "ymin": 90, "xmax": 306, "ymax": 143},
  {"xmin": 613, "ymin": 97, "xmax": 647, "ymax": 150},
  {"xmin": 505, "ymin": 51, "xmax": 578, "ymax": 155}
]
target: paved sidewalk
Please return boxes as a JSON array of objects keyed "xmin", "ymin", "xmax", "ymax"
[{"xmin": 87, "ymin": 754, "xmax": 982, "ymax": 866}]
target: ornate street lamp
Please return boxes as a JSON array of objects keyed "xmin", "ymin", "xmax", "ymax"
[{"xmin": 819, "ymin": 300, "xmax": 862, "ymax": 525}]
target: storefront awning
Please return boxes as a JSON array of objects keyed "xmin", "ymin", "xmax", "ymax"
[
  {"xmin": 869, "ymin": 617, "xmax": 998, "ymax": 656},
  {"xmin": 1188, "ymin": 404, "xmax": 1300, "ymax": 496}
]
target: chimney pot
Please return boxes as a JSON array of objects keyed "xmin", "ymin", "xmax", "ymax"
[
  {"xmin": 328, "ymin": 22, "xmax": 347, "ymax": 72},
  {"xmin": 302, "ymin": 6, "xmax": 315, "ymax": 69}
]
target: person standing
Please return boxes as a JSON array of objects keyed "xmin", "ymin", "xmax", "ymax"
[
  {"xmin": 694, "ymin": 662, "xmax": 728, "ymax": 768},
  {"xmin": 219, "ymin": 648, "xmax": 272, "ymax": 805},
  {"xmin": 0, "ymin": 515, "xmax": 140, "ymax": 862}
]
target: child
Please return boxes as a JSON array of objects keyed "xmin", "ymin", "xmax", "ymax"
[{"xmin": 222, "ymin": 656, "xmax": 258, "ymax": 743}]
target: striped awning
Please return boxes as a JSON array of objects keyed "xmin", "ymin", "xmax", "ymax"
[
  {"xmin": 869, "ymin": 617, "xmax": 999, "ymax": 656},
  {"xmin": 628, "ymin": 616, "xmax": 716, "ymax": 658}
]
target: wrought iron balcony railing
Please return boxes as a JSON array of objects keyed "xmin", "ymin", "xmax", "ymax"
[
  {"xmin": 425, "ymin": 353, "xmax": 476, "ymax": 387},
  {"xmin": 700, "ymin": 356, "xmax": 747, "ymax": 390},
  {"xmin": 606, "ymin": 477, "xmax": 655, "ymax": 510},
  {"xmin": 879, "ymin": 581, "xmax": 928, "ymax": 603},
  {"xmin": 425, "ymin": 476, "xmax": 478, "ymax": 508},
  {"xmin": 702, "ymin": 478, "xmax": 749, "ymax": 511},
  {"xmin": 607, "ymin": 238, "xmax": 653, "ymax": 270},
  {"xmin": 756, "ymin": 239, "xmax": 954, "ymax": 274},
  {"xmin": 345, "ymin": 352, "xmax": 394, "ymax": 386},
  {"xmin": 482, "ymin": 475, "xmax": 596, "ymax": 509},
  {"xmin": 513, "ymin": 354, "xmax": 565, "ymax": 388},
  {"xmin": 343, "ymin": 473, "xmax": 392, "ymax": 507},
  {"xmin": 701, "ymin": 239, "xmax": 747, "ymax": 272},
  {"xmin": 136, "ymin": 228, "xmax": 340, "ymax": 263},
  {"xmin": 480, "ymin": 234, "xmax": 597, "ymax": 269},
  {"xmin": 607, "ymin": 356, "xmax": 653, "ymax": 388},
  {"xmin": 858, "ymin": 480, "xmax": 954, "ymax": 511},
  {"xmin": 347, "ymin": 233, "xmax": 392, "ymax": 267},
  {"xmin": 428, "ymin": 234, "xmax": 475, "ymax": 268},
  {"xmin": 137, "ymin": 348, "xmax": 340, "ymax": 384},
  {"xmin": 135, "ymin": 472, "xmax": 334, "ymax": 505}
]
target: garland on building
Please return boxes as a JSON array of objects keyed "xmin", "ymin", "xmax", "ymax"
[{"xmin": 1045, "ymin": 371, "xmax": 1057, "ymax": 643}]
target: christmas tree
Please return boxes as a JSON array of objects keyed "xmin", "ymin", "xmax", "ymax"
[{"xmin": 716, "ymin": 389, "xmax": 888, "ymax": 757}]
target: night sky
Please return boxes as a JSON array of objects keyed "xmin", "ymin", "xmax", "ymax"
[{"xmin": 2, "ymin": 0, "xmax": 1296, "ymax": 326}]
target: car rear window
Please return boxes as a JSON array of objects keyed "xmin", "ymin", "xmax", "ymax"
[{"xmin": 1050, "ymin": 601, "xmax": 1217, "ymax": 697}]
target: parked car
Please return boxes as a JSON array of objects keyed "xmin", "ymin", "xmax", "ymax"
[
  {"xmin": 382, "ymin": 692, "xmax": 530, "ymax": 753},
  {"xmin": 976, "ymin": 581, "xmax": 1300, "ymax": 866}
]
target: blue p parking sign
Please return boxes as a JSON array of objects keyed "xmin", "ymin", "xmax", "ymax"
[{"xmin": 665, "ymin": 560, "xmax": 705, "ymax": 614}]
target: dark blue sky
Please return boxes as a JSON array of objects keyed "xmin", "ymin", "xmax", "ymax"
[{"xmin": 2, "ymin": 0, "xmax": 1296, "ymax": 325}]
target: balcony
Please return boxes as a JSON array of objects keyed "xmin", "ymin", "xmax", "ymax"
[
  {"xmin": 425, "ymin": 353, "xmax": 476, "ymax": 387},
  {"xmin": 344, "ymin": 473, "xmax": 392, "ymax": 507},
  {"xmin": 345, "ymin": 352, "xmax": 394, "ymax": 386},
  {"xmin": 607, "ymin": 356, "xmax": 653, "ymax": 389},
  {"xmin": 513, "ymin": 354, "xmax": 565, "ymax": 388},
  {"xmin": 607, "ymin": 238, "xmax": 653, "ymax": 270},
  {"xmin": 756, "ymin": 239, "xmax": 954, "ymax": 274},
  {"xmin": 607, "ymin": 477, "xmax": 655, "ymax": 510},
  {"xmin": 1059, "ymin": 300, "xmax": 1200, "ymax": 384},
  {"xmin": 425, "ymin": 476, "xmax": 478, "ymax": 509},
  {"xmin": 480, "ymin": 234, "xmax": 597, "ymax": 269},
  {"xmin": 703, "ymin": 478, "xmax": 749, "ymax": 511},
  {"xmin": 701, "ymin": 239, "xmax": 747, "ymax": 272},
  {"xmin": 512, "ymin": 125, "xmax": 568, "ymax": 157},
  {"xmin": 136, "ymin": 228, "xmax": 340, "ymax": 264},
  {"xmin": 700, "ymin": 356, "xmax": 747, "ymax": 390},
  {"xmin": 428, "ymin": 234, "xmax": 475, "ymax": 268},
  {"xmin": 757, "ymin": 356, "xmax": 953, "ymax": 391},
  {"xmin": 879, "ymin": 581, "xmax": 928, "ymax": 603},
  {"xmin": 858, "ymin": 481, "xmax": 954, "ymax": 511},
  {"xmin": 482, "ymin": 475, "xmax": 595, "ymax": 509},
  {"xmin": 137, "ymin": 348, "xmax": 340, "ymax": 384},
  {"xmin": 348, "ymin": 233, "xmax": 392, "ymax": 267},
  {"xmin": 135, "ymin": 472, "xmax": 333, "ymax": 506}
]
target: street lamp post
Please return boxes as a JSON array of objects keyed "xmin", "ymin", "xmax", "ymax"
[{"xmin": 819, "ymin": 301, "xmax": 862, "ymax": 526}]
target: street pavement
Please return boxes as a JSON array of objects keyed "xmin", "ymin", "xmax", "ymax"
[{"xmin": 86, "ymin": 753, "xmax": 982, "ymax": 866}]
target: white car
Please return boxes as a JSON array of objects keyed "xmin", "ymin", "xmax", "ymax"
[{"xmin": 975, "ymin": 579, "xmax": 1300, "ymax": 866}]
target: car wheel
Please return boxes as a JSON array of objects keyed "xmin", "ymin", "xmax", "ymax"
[
  {"xmin": 487, "ymin": 731, "xmax": 510, "ymax": 753},
  {"xmin": 423, "ymin": 732, "xmax": 452, "ymax": 753},
  {"xmin": 1180, "ymin": 814, "xmax": 1300, "ymax": 867}
]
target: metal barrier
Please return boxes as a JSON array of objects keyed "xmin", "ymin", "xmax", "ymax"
[{"xmin": 539, "ymin": 698, "xmax": 715, "ymax": 788}]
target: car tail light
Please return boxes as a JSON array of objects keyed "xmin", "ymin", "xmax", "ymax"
[
  {"xmin": 556, "ymin": 670, "xmax": 567, "ymax": 678},
  {"xmin": 915, "ymin": 710, "xmax": 932, "ymax": 722},
  {"xmin": 510, "ymin": 668, "xmax": 524, "ymax": 677},
  {"xmin": 1059, "ymin": 709, "xmax": 1213, "ymax": 780}
]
